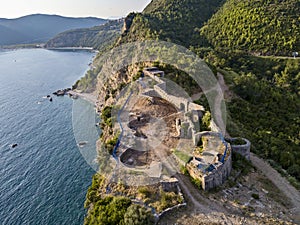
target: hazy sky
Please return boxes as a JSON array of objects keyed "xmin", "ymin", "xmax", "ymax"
[{"xmin": 0, "ymin": 0, "xmax": 152, "ymax": 19}]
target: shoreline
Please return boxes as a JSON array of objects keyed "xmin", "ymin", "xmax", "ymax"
[{"xmin": 68, "ymin": 90, "xmax": 97, "ymax": 105}]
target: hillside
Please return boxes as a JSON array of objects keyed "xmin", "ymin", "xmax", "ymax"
[
  {"xmin": 0, "ymin": 14, "xmax": 106, "ymax": 46},
  {"xmin": 200, "ymin": 0, "xmax": 300, "ymax": 56},
  {"xmin": 45, "ymin": 19, "xmax": 123, "ymax": 51},
  {"xmin": 0, "ymin": 24, "xmax": 30, "ymax": 45},
  {"xmin": 78, "ymin": 0, "xmax": 300, "ymax": 224},
  {"xmin": 117, "ymin": 0, "xmax": 225, "ymax": 47},
  {"xmin": 77, "ymin": 0, "xmax": 300, "ymax": 185}
]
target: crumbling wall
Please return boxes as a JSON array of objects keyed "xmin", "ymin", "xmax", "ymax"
[
  {"xmin": 160, "ymin": 178, "xmax": 179, "ymax": 192},
  {"xmin": 202, "ymin": 152, "xmax": 232, "ymax": 190}
]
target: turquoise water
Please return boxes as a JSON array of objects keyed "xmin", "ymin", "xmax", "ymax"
[{"xmin": 0, "ymin": 49, "xmax": 98, "ymax": 225}]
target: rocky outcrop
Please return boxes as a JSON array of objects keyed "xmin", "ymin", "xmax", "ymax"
[
  {"xmin": 122, "ymin": 13, "xmax": 136, "ymax": 34},
  {"xmin": 53, "ymin": 88, "xmax": 71, "ymax": 96}
]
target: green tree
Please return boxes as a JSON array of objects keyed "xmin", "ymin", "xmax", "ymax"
[{"xmin": 123, "ymin": 204, "xmax": 155, "ymax": 225}]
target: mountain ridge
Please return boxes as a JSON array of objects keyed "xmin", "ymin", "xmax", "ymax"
[{"xmin": 0, "ymin": 14, "xmax": 107, "ymax": 45}]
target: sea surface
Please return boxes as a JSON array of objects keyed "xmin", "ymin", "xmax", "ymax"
[{"xmin": 0, "ymin": 49, "xmax": 99, "ymax": 225}]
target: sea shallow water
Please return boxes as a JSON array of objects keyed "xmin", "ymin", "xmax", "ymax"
[{"xmin": 0, "ymin": 49, "xmax": 99, "ymax": 225}]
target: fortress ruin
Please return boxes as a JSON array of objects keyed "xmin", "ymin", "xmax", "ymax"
[{"xmin": 112, "ymin": 67, "xmax": 250, "ymax": 190}]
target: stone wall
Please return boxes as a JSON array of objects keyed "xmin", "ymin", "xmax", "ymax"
[
  {"xmin": 210, "ymin": 119, "xmax": 221, "ymax": 133},
  {"xmin": 186, "ymin": 148, "xmax": 232, "ymax": 191},
  {"xmin": 143, "ymin": 70, "xmax": 165, "ymax": 83},
  {"xmin": 186, "ymin": 131, "xmax": 232, "ymax": 190},
  {"xmin": 202, "ymin": 152, "xmax": 232, "ymax": 190},
  {"xmin": 143, "ymin": 69, "xmax": 194, "ymax": 112},
  {"xmin": 160, "ymin": 178, "xmax": 179, "ymax": 192}
]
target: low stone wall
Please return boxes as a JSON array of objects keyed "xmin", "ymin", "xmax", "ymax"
[
  {"xmin": 142, "ymin": 89, "xmax": 160, "ymax": 98},
  {"xmin": 192, "ymin": 131, "xmax": 220, "ymax": 148},
  {"xmin": 229, "ymin": 137, "xmax": 251, "ymax": 160},
  {"xmin": 188, "ymin": 102, "xmax": 205, "ymax": 112},
  {"xmin": 144, "ymin": 69, "xmax": 194, "ymax": 112},
  {"xmin": 187, "ymin": 131, "xmax": 232, "ymax": 190},
  {"xmin": 156, "ymin": 203, "xmax": 187, "ymax": 220},
  {"xmin": 187, "ymin": 150, "xmax": 232, "ymax": 190}
]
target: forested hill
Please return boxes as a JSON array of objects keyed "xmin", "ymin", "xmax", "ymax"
[
  {"xmin": 45, "ymin": 19, "xmax": 123, "ymax": 51},
  {"xmin": 78, "ymin": 0, "xmax": 300, "ymax": 189},
  {"xmin": 117, "ymin": 0, "xmax": 225, "ymax": 47},
  {"xmin": 0, "ymin": 14, "xmax": 106, "ymax": 46},
  {"xmin": 200, "ymin": 0, "xmax": 300, "ymax": 56}
]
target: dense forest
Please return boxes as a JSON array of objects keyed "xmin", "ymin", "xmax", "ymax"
[{"xmin": 200, "ymin": 0, "xmax": 300, "ymax": 55}]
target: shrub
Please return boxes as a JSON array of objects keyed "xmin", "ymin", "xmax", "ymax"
[
  {"xmin": 251, "ymin": 193, "xmax": 259, "ymax": 200},
  {"xmin": 201, "ymin": 111, "xmax": 211, "ymax": 131},
  {"xmin": 123, "ymin": 204, "xmax": 155, "ymax": 225}
]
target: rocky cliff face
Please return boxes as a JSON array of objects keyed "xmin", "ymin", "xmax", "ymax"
[{"xmin": 122, "ymin": 13, "xmax": 136, "ymax": 34}]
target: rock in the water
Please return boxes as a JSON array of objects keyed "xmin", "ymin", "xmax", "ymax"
[
  {"xmin": 78, "ymin": 141, "xmax": 88, "ymax": 147},
  {"xmin": 11, "ymin": 143, "xmax": 18, "ymax": 148},
  {"xmin": 53, "ymin": 90, "xmax": 65, "ymax": 96}
]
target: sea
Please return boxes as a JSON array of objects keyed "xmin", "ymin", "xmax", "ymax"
[{"xmin": 0, "ymin": 48, "xmax": 100, "ymax": 225}]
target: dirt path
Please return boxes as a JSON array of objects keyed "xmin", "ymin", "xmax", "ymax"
[
  {"xmin": 250, "ymin": 152, "xmax": 300, "ymax": 222},
  {"xmin": 174, "ymin": 173, "xmax": 232, "ymax": 215},
  {"xmin": 174, "ymin": 174, "xmax": 211, "ymax": 213}
]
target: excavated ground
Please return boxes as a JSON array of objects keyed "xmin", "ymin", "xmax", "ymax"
[{"xmin": 123, "ymin": 96, "xmax": 182, "ymax": 166}]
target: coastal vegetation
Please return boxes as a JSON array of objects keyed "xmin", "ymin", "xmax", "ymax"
[
  {"xmin": 118, "ymin": 0, "xmax": 225, "ymax": 47},
  {"xmin": 84, "ymin": 174, "xmax": 184, "ymax": 225}
]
